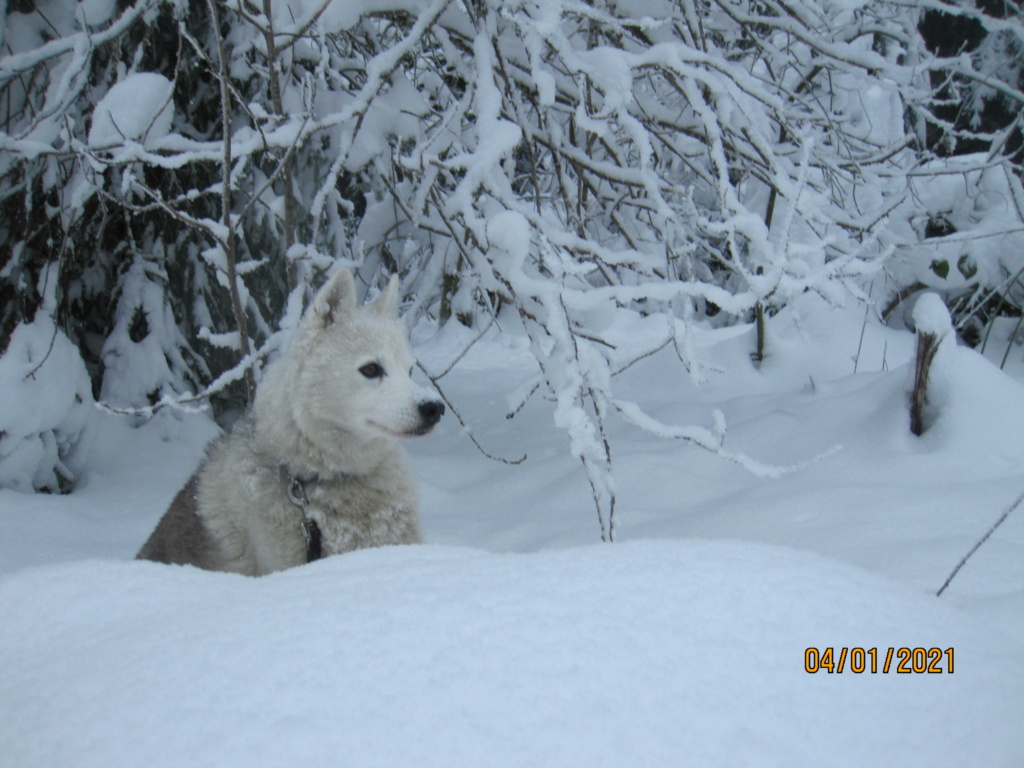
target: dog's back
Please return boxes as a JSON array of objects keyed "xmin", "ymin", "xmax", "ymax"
[{"xmin": 136, "ymin": 469, "xmax": 221, "ymax": 570}]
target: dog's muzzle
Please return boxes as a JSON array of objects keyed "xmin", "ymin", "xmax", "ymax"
[{"xmin": 417, "ymin": 399, "xmax": 445, "ymax": 432}]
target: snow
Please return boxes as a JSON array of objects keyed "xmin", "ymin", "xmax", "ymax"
[
  {"xmin": 76, "ymin": 0, "xmax": 116, "ymax": 27},
  {"xmin": 2, "ymin": 294, "xmax": 1024, "ymax": 766},
  {"xmin": 2, "ymin": 542, "xmax": 1021, "ymax": 768},
  {"xmin": 487, "ymin": 210, "xmax": 531, "ymax": 264},
  {"xmin": 98, "ymin": 252, "xmax": 198, "ymax": 410},
  {"xmin": 88, "ymin": 72, "xmax": 174, "ymax": 149},
  {"xmin": 0, "ymin": 313, "xmax": 94, "ymax": 493},
  {"xmin": 887, "ymin": 155, "xmax": 1024, "ymax": 297},
  {"xmin": 911, "ymin": 291, "xmax": 954, "ymax": 337}
]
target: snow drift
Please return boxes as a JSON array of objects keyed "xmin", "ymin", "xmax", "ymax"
[{"xmin": 1, "ymin": 541, "xmax": 1021, "ymax": 768}]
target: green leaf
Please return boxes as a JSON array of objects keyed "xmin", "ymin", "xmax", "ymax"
[
  {"xmin": 930, "ymin": 259, "xmax": 950, "ymax": 279},
  {"xmin": 957, "ymin": 254, "xmax": 978, "ymax": 280}
]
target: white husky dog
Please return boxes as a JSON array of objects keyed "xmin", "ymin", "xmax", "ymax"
[{"xmin": 137, "ymin": 269, "xmax": 444, "ymax": 576}]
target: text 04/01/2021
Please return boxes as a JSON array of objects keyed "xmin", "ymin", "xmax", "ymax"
[{"xmin": 804, "ymin": 647, "xmax": 954, "ymax": 674}]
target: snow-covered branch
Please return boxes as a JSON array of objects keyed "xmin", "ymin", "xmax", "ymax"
[{"xmin": 2, "ymin": 0, "xmax": 1020, "ymax": 525}]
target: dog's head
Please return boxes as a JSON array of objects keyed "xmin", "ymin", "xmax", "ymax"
[{"xmin": 289, "ymin": 269, "xmax": 444, "ymax": 441}]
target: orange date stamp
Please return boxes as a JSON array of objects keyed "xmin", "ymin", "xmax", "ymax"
[{"xmin": 804, "ymin": 647, "xmax": 954, "ymax": 674}]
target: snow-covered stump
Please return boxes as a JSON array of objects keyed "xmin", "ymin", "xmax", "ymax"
[
  {"xmin": 911, "ymin": 335, "xmax": 940, "ymax": 436},
  {"xmin": 910, "ymin": 293, "xmax": 953, "ymax": 436}
]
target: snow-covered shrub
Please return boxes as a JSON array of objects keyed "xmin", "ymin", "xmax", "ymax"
[
  {"xmin": 884, "ymin": 155, "xmax": 1024, "ymax": 352},
  {"xmin": 885, "ymin": 1, "xmax": 1024, "ymax": 352},
  {"xmin": 99, "ymin": 250, "xmax": 204, "ymax": 413},
  {"xmin": 1, "ymin": 0, "xmax": 1020, "ymax": 521},
  {"xmin": 0, "ymin": 314, "xmax": 95, "ymax": 493},
  {"xmin": 348, "ymin": 0, "xmax": 919, "ymax": 535}
]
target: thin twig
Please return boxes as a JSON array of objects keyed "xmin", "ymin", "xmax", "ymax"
[
  {"xmin": 936, "ymin": 488, "xmax": 1024, "ymax": 597},
  {"xmin": 429, "ymin": 313, "xmax": 496, "ymax": 380},
  {"xmin": 96, "ymin": 341, "xmax": 277, "ymax": 418},
  {"xmin": 207, "ymin": 0, "xmax": 255, "ymax": 400},
  {"xmin": 416, "ymin": 361, "xmax": 527, "ymax": 465},
  {"xmin": 612, "ymin": 336, "xmax": 671, "ymax": 376}
]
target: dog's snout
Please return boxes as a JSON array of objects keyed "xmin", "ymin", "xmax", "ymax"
[{"xmin": 418, "ymin": 400, "xmax": 445, "ymax": 426}]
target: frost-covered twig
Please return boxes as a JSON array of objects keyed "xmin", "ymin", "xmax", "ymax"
[
  {"xmin": 612, "ymin": 399, "xmax": 841, "ymax": 479},
  {"xmin": 207, "ymin": 0, "xmax": 255, "ymax": 399},
  {"xmin": 612, "ymin": 337, "xmax": 672, "ymax": 377},
  {"xmin": 936, "ymin": 488, "xmax": 1024, "ymax": 597},
  {"xmin": 416, "ymin": 361, "xmax": 527, "ymax": 465},
  {"xmin": 95, "ymin": 340, "xmax": 278, "ymax": 418},
  {"xmin": 427, "ymin": 314, "xmax": 496, "ymax": 381}
]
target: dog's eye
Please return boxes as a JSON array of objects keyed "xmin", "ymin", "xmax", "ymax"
[{"xmin": 359, "ymin": 362, "xmax": 384, "ymax": 379}]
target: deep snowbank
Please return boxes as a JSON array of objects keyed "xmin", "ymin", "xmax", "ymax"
[{"xmin": 1, "ymin": 541, "xmax": 1021, "ymax": 768}]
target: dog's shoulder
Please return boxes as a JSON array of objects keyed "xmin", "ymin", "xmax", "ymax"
[
  {"xmin": 192, "ymin": 418, "xmax": 308, "ymax": 573},
  {"xmin": 136, "ymin": 422, "xmax": 269, "ymax": 573},
  {"xmin": 136, "ymin": 470, "xmax": 221, "ymax": 568}
]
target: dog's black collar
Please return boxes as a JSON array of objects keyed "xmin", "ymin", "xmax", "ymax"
[
  {"xmin": 301, "ymin": 516, "xmax": 323, "ymax": 563},
  {"xmin": 283, "ymin": 468, "xmax": 322, "ymax": 563}
]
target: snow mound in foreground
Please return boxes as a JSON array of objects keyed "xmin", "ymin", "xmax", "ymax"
[{"xmin": 1, "ymin": 541, "xmax": 1021, "ymax": 768}]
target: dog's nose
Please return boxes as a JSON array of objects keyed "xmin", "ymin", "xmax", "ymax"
[{"xmin": 418, "ymin": 400, "xmax": 445, "ymax": 426}]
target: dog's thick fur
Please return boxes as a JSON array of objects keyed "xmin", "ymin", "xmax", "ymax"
[{"xmin": 137, "ymin": 269, "xmax": 444, "ymax": 576}]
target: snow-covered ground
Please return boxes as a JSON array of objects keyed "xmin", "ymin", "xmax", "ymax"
[{"xmin": 2, "ymin": 293, "xmax": 1023, "ymax": 766}]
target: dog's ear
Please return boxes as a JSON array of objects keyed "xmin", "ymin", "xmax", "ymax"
[
  {"xmin": 308, "ymin": 269, "xmax": 357, "ymax": 328},
  {"xmin": 368, "ymin": 274, "xmax": 400, "ymax": 318}
]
